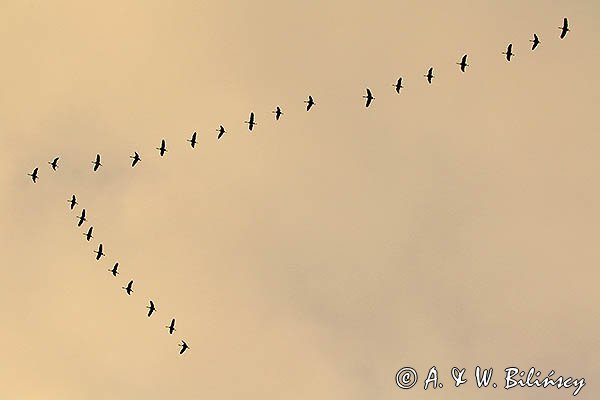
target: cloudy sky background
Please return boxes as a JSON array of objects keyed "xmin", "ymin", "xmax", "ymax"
[{"xmin": 1, "ymin": 1, "xmax": 599, "ymax": 398}]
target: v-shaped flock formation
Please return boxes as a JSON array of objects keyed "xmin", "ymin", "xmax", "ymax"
[{"xmin": 25, "ymin": 17, "xmax": 571, "ymax": 356}]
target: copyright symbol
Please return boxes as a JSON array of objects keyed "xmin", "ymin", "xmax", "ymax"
[{"xmin": 395, "ymin": 367, "xmax": 418, "ymax": 389}]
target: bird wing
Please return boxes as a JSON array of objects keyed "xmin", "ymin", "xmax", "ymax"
[
  {"xmin": 96, "ymin": 154, "xmax": 100, "ymax": 162},
  {"xmin": 462, "ymin": 54, "xmax": 467, "ymax": 63},
  {"xmin": 365, "ymin": 97, "xmax": 372, "ymax": 107},
  {"xmin": 508, "ymin": 43, "xmax": 512, "ymax": 52},
  {"xmin": 98, "ymin": 244, "xmax": 103, "ymax": 252},
  {"xmin": 82, "ymin": 209, "xmax": 86, "ymax": 218},
  {"xmin": 564, "ymin": 17, "xmax": 568, "ymax": 29}
]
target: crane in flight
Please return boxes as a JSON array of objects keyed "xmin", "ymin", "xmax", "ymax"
[
  {"xmin": 166, "ymin": 318, "xmax": 176, "ymax": 334},
  {"xmin": 178, "ymin": 340, "xmax": 190, "ymax": 354},
  {"xmin": 502, "ymin": 43, "xmax": 514, "ymax": 61},
  {"xmin": 48, "ymin": 157, "xmax": 59, "ymax": 171},
  {"xmin": 108, "ymin": 262, "xmax": 119, "ymax": 276},
  {"xmin": 272, "ymin": 106, "xmax": 283, "ymax": 120},
  {"xmin": 457, "ymin": 54, "xmax": 469, "ymax": 72},
  {"xmin": 363, "ymin": 88, "xmax": 374, "ymax": 107},
  {"xmin": 530, "ymin": 33, "xmax": 540, "ymax": 50},
  {"xmin": 424, "ymin": 67, "xmax": 434, "ymax": 84},
  {"xmin": 83, "ymin": 226, "xmax": 93, "ymax": 241},
  {"xmin": 130, "ymin": 152, "xmax": 141, "ymax": 167},
  {"xmin": 92, "ymin": 154, "xmax": 102, "ymax": 171},
  {"xmin": 304, "ymin": 95, "xmax": 315, "ymax": 111},
  {"xmin": 156, "ymin": 139, "xmax": 167, "ymax": 157},
  {"xmin": 67, "ymin": 195, "xmax": 77, "ymax": 210},
  {"xmin": 245, "ymin": 112, "xmax": 257, "ymax": 131},
  {"xmin": 216, "ymin": 125, "xmax": 226, "ymax": 140},
  {"xmin": 94, "ymin": 243, "xmax": 105, "ymax": 260},
  {"xmin": 77, "ymin": 209, "xmax": 87, "ymax": 227},
  {"xmin": 393, "ymin": 77, "xmax": 404, "ymax": 94},
  {"xmin": 559, "ymin": 17, "xmax": 569, "ymax": 39},
  {"xmin": 146, "ymin": 300, "xmax": 156, "ymax": 317},
  {"xmin": 188, "ymin": 132, "xmax": 198, "ymax": 148},
  {"xmin": 122, "ymin": 280, "xmax": 134, "ymax": 295},
  {"xmin": 28, "ymin": 167, "xmax": 39, "ymax": 183}
]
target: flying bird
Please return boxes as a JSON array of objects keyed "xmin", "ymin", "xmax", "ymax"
[
  {"xmin": 48, "ymin": 157, "xmax": 59, "ymax": 171},
  {"xmin": 108, "ymin": 262, "xmax": 119, "ymax": 276},
  {"xmin": 187, "ymin": 132, "xmax": 198, "ymax": 148},
  {"xmin": 146, "ymin": 300, "xmax": 156, "ymax": 317},
  {"xmin": 94, "ymin": 243, "xmax": 105, "ymax": 260},
  {"xmin": 83, "ymin": 226, "xmax": 93, "ymax": 241},
  {"xmin": 363, "ymin": 88, "xmax": 374, "ymax": 107},
  {"xmin": 272, "ymin": 106, "xmax": 283, "ymax": 120},
  {"xmin": 77, "ymin": 209, "xmax": 87, "ymax": 227},
  {"xmin": 304, "ymin": 95, "xmax": 315, "ymax": 111},
  {"xmin": 130, "ymin": 152, "xmax": 141, "ymax": 167},
  {"xmin": 216, "ymin": 125, "xmax": 226, "ymax": 140},
  {"xmin": 424, "ymin": 67, "xmax": 434, "ymax": 84},
  {"xmin": 178, "ymin": 340, "xmax": 190, "ymax": 354},
  {"xmin": 457, "ymin": 54, "xmax": 469, "ymax": 72},
  {"xmin": 92, "ymin": 154, "xmax": 102, "ymax": 171},
  {"xmin": 122, "ymin": 280, "xmax": 134, "ymax": 295},
  {"xmin": 559, "ymin": 17, "xmax": 569, "ymax": 39},
  {"xmin": 166, "ymin": 318, "xmax": 176, "ymax": 334},
  {"xmin": 530, "ymin": 33, "xmax": 540, "ymax": 50},
  {"xmin": 502, "ymin": 43, "xmax": 514, "ymax": 61},
  {"xmin": 393, "ymin": 77, "xmax": 404, "ymax": 94},
  {"xmin": 67, "ymin": 194, "xmax": 77, "ymax": 210},
  {"xmin": 28, "ymin": 167, "xmax": 39, "ymax": 183},
  {"xmin": 156, "ymin": 139, "xmax": 167, "ymax": 157},
  {"xmin": 245, "ymin": 112, "xmax": 257, "ymax": 131}
]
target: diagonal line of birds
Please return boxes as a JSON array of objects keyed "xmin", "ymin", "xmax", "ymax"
[{"xmin": 24, "ymin": 17, "xmax": 570, "ymax": 356}]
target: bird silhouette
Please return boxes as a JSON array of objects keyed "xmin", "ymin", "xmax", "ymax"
[
  {"xmin": 530, "ymin": 33, "xmax": 540, "ymax": 50},
  {"xmin": 28, "ymin": 167, "xmax": 39, "ymax": 183},
  {"xmin": 83, "ymin": 226, "xmax": 93, "ymax": 241},
  {"xmin": 502, "ymin": 43, "xmax": 514, "ymax": 61},
  {"xmin": 178, "ymin": 340, "xmax": 190, "ymax": 354},
  {"xmin": 304, "ymin": 95, "xmax": 315, "ymax": 111},
  {"xmin": 108, "ymin": 262, "xmax": 119, "ymax": 276},
  {"xmin": 166, "ymin": 318, "xmax": 176, "ymax": 334},
  {"xmin": 94, "ymin": 243, "xmax": 105, "ymax": 260},
  {"xmin": 187, "ymin": 132, "xmax": 198, "ymax": 148},
  {"xmin": 457, "ymin": 54, "xmax": 469, "ymax": 72},
  {"xmin": 122, "ymin": 280, "xmax": 134, "ymax": 295},
  {"xmin": 245, "ymin": 112, "xmax": 257, "ymax": 131},
  {"xmin": 67, "ymin": 194, "xmax": 77, "ymax": 210},
  {"xmin": 156, "ymin": 139, "xmax": 167, "ymax": 157},
  {"xmin": 146, "ymin": 300, "xmax": 156, "ymax": 317},
  {"xmin": 48, "ymin": 157, "xmax": 59, "ymax": 171},
  {"xmin": 272, "ymin": 106, "xmax": 283, "ymax": 120},
  {"xmin": 393, "ymin": 77, "xmax": 404, "ymax": 94},
  {"xmin": 424, "ymin": 67, "xmax": 434, "ymax": 84},
  {"xmin": 130, "ymin": 152, "xmax": 141, "ymax": 167},
  {"xmin": 363, "ymin": 88, "xmax": 374, "ymax": 107},
  {"xmin": 92, "ymin": 154, "xmax": 102, "ymax": 171},
  {"xmin": 559, "ymin": 17, "xmax": 569, "ymax": 39},
  {"xmin": 216, "ymin": 125, "xmax": 226, "ymax": 140},
  {"xmin": 77, "ymin": 209, "xmax": 87, "ymax": 227}
]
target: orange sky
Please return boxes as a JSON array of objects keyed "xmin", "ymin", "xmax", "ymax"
[{"xmin": 1, "ymin": 1, "xmax": 599, "ymax": 398}]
